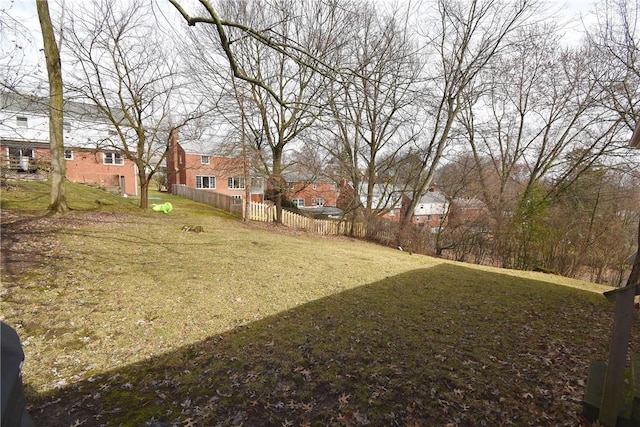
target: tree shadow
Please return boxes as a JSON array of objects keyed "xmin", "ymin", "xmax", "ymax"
[
  {"xmin": 25, "ymin": 264, "xmax": 638, "ymax": 427},
  {"xmin": 1, "ymin": 211, "xmax": 60, "ymax": 284}
]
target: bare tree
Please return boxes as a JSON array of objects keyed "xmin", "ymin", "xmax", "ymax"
[
  {"xmin": 174, "ymin": 0, "xmax": 348, "ymax": 222},
  {"xmin": 586, "ymin": 0, "xmax": 640, "ymax": 290},
  {"xmin": 397, "ymin": 0, "xmax": 540, "ymax": 245},
  {"xmin": 168, "ymin": 0, "xmax": 337, "ymax": 107},
  {"xmin": 36, "ymin": 0, "xmax": 68, "ymax": 213},
  {"xmin": 586, "ymin": 0, "xmax": 639, "ymax": 133},
  {"xmin": 549, "ymin": 164, "xmax": 639, "ymax": 282},
  {"xmin": 586, "ymin": 0, "xmax": 640, "ymax": 285},
  {"xmin": 1, "ymin": 3, "xmax": 37, "ymax": 93},
  {"xmin": 64, "ymin": 0, "xmax": 200, "ymax": 209},
  {"xmin": 324, "ymin": 0, "xmax": 424, "ymax": 235}
]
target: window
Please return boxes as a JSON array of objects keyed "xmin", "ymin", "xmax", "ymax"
[
  {"xmin": 196, "ymin": 175, "xmax": 216, "ymax": 189},
  {"xmin": 228, "ymin": 177, "xmax": 245, "ymax": 189},
  {"xmin": 64, "ymin": 150, "xmax": 73, "ymax": 160},
  {"xmin": 201, "ymin": 155, "xmax": 210, "ymax": 165},
  {"xmin": 251, "ymin": 177, "xmax": 264, "ymax": 190},
  {"xmin": 103, "ymin": 152, "xmax": 124, "ymax": 165},
  {"xmin": 311, "ymin": 198, "xmax": 324, "ymax": 206},
  {"xmin": 8, "ymin": 147, "xmax": 34, "ymax": 171},
  {"xmin": 232, "ymin": 195, "xmax": 243, "ymax": 205},
  {"xmin": 288, "ymin": 182, "xmax": 295, "ymax": 191},
  {"xmin": 312, "ymin": 183, "xmax": 317, "ymax": 190},
  {"xmin": 292, "ymin": 198, "xmax": 305, "ymax": 207},
  {"xmin": 16, "ymin": 116, "xmax": 28, "ymax": 127},
  {"xmin": 427, "ymin": 215, "xmax": 432, "ymax": 221}
]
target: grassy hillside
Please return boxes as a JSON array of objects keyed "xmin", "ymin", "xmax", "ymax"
[{"xmin": 1, "ymin": 181, "xmax": 637, "ymax": 426}]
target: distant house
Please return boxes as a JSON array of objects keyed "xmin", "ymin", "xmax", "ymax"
[
  {"xmin": 165, "ymin": 131, "xmax": 264, "ymax": 203},
  {"xmin": 337, "ymin": 179, "xmax": 404, "ymax": 222},
  {"xmin": 448, "ymin": 196, "xmax": 492, "ymax": 233},
  {"xmin": 0, "ymin": 92, "xmax": 138, "ymax": 195},
  {"xmin": 412, "ymin": 189, "xmax": 449, "ymax": 231},
  {"xmin": 280, "ymin": 173, "xmax": 343, "ymax": 217},
  {"xmin": 337, "ymin": 180, "xmax": 456, "ymax": 228}
]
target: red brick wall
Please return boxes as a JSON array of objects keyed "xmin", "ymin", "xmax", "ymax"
[
  {"xmin": 166, "ymin": 130, "xmax": 186, "ymax": 188},
  {"xmin": 285, "ymin": 181, "xmax": 338, "ymax": 207},
  {"xmin": 180, "ymin": 154, "xmax": 246, "ymax": 197},
  {"xmin": 64, "ymin": 150, "xmax": 137, "ymax": 195},
  {"xmin": 1, "ymin": 144, "xmax": 138, "ymax": 195}
]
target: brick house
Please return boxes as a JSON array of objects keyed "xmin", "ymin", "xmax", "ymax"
[
  {"xmin": 412, "ymin": 189, "xmax": 449, "ymax": 231},
  {"xmin": 337, "ymin": 180, "xmax": 455, "ymax": 228},
  {"xmin": 0, "ymin": 92, "xmax": 138, "ymax": 195},
  {"xmin": 277, "ymin": 174, "xmax": 341, "ymax": 217},
  {"xmin": 447, "ymin": 196, "xmax": 492, "ymax": 233},
  {"xmin": 283, "ymin": 174, "xmax": 338, "ymax": 208},
  {"xmin": 165, "ymin": 131, "xmax": 264, "ymax": 202}
]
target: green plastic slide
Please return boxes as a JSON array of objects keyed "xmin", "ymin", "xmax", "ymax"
[{"xmin": 151, "ymin": 202, "xmax": 173, "ymax": 213}]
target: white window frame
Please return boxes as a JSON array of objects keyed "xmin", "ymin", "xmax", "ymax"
[
  {"xmin": 16, "ymin": 116, "xmax": 28, "ymax": 127},
  {"xmin": 103, "ymin": 152, "xmax": 124, "ymax": 165},
  {"xmin": 292, "ymin": 198, "xmax": 305, "ymax": 207},
  {"xmin": 201, "ymin": 155, "xmax": 210, "ymax": 165},
  {"xmin": 228, "ymin": 176, "xmax": 245, "ymax": 189},
  {"xmin": 196, "ymin": 175, "xmax": 216, "ymax": 189},
  {"xmin": 64, "ymin": 150, "xmax": 73, "ymax": 160},
  {"xmin": 311, "ymin": 198, "xmax": 324, "ymax": 206}
]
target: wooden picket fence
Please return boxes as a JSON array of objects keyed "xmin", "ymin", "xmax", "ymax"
[
  {"xmin": 171, "ymin": 184, "xmax": 366, "ymax": 238},
  {"xmin": 249, "ymin": 201, "xmax": 367, "ymax": 237},
  {"xmin": 249, "ymin": 201, "xmax": 276, "ymax": 222}
]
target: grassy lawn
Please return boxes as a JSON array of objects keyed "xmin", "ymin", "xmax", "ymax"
[{"xmin": 1, "ymin": 181, "xmax": 638, "ymax": 426}]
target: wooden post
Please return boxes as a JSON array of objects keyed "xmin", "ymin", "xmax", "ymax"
[
  {"xmin": 599, "ymin": 285, "xmax": 637, "ymax": 425},
  {"xmin": 592, "ymin": 105, "xmax": 640, "ymax": 427}
]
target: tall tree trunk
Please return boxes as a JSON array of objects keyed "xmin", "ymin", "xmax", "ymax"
[
  {"xmin": 37, "ymin": 0, "xmax": 68, "ymax": 213},
  {"xmin": 628, "ymin": 218, "xmax": 640, "ymax": 293},
  {"xmin": 139, "ymin": 166, "xmax": 149, "ymax": 210},
  {"xmin": 272, "ymin": 148, "xmax": 284, "ymax": 224}
]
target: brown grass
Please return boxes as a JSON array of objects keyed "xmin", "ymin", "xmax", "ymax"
[{"xmin": 1, "ymin": 181, "xmax": 638, "ymax": 426}]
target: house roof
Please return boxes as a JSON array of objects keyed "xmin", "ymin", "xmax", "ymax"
[
  {"xmin": 177, "ymin": 138, "xmax": 221, "ymax": 156},
  {"xmin": 356, "ymin": 182, "xmax": 403, "ymax": 210},
  {"xmin": 453, "ymin": 197, "xmax": 486, "ymax": 210},
  {"xmin": 417, "ymin": 191, "xmax": 447, "ymax": 205},
  {"xmin": 282, "ymin": 171, "xmax": 333, "ymax": 184},
  {"xmin": 298, "ymin": 206, "xmax": 343, "ymax": 216},
  {"xmin": 1, "ymin": 91, "xmax": 123, "ymax": 123}
]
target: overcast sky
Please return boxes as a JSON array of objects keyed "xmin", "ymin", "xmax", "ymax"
[{"xmin": 2, "ymin": 0, "xmax": 598, "ymax": 92}]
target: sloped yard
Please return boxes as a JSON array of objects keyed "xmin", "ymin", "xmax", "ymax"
[{"xmin": 1, "ymin": 182, "xmax": 638, "ymax": 426}]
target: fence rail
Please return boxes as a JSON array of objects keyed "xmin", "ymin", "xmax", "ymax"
[
  {"xmin": 172, "ymin": 184, "xmax": 366, "ymax": 238},
  {"xmin": 172, "ymin": 184, "xmax": 243, "ymax": 216}
]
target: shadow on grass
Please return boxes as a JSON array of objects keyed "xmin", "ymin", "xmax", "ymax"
[
  {"xmin": 26, "ymin": 264, "xmax": 634, "ymax": 427},
  {"xmin": 1, "ymin": 211, "xmax": 60, "ymax": 282}
]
